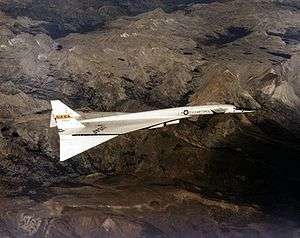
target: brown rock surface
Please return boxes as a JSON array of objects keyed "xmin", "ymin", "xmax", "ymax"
[{"xmin": 0, "ymin": 0, "xmax": 299, "ymax": 237}]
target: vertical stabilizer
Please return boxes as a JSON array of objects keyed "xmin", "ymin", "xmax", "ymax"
[{"xmin": 50, "ymin": 100, "xmax": 84, "ymax": 129}]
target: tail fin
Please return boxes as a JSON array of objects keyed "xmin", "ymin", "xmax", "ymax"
[{"xmin": 50, "ymin": 100, "xmax": 84, "ymax": 129}]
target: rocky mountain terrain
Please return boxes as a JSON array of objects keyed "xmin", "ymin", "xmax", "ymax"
[
  {"xmin": 0, "ymin": 0, "xmax": 299, "ymax": 237},
  {"xmin": 0, "ymin": 0, "xmax": 217, "ymax": 38}
]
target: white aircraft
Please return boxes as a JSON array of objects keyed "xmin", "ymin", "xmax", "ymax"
[{"xmin": 50, "ymin": 100, "xmax": 254, "ymax": 161}]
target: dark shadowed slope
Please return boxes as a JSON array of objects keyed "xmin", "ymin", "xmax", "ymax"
[{"xmin": 0, "ymin": 0, "xmax": 299, "ymax": 237}]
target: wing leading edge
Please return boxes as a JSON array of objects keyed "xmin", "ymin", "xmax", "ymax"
[{"xmin": 58, "ymin": 117, "xmax": 183, "ymax": 161}]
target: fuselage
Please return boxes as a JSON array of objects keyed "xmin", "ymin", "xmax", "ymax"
[{"xmin": 80, "ymin": 104, "xmax": 241, "ymax": 123}]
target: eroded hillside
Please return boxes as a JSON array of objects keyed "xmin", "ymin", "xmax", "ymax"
[{"xmin": 0, "ymin": 0, "xmax": 299, "ymax": 237}]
